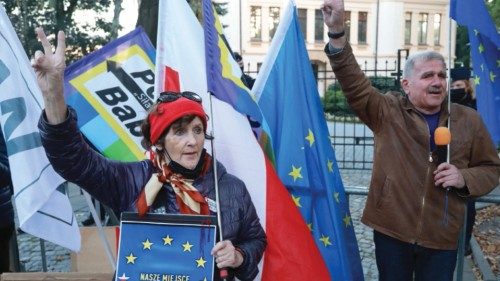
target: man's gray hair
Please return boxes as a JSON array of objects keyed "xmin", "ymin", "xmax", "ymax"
[{"xmin": 403, "ymin": 51, "xmax": 446, "ymax": 78}]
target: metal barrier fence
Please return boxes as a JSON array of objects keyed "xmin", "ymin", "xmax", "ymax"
[
  {"xmin": 318, "ymin": 61, "xmax": 399, "ymax": 170},
  {"xmin": 247, "ymin": 60, "xmax": 400, "ymax": 170},
  {"xmin": 345, "ymin": 186, "xmax": 500, "ymax": 281}
]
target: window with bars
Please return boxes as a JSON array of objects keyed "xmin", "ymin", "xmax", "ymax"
[
  {"xmin": 345, "ymin": 11, "xmax": 351, "ymax": 41},
  {"xmin": 269, "ymin": 7, "xmax": 280, "ymax": 40},
  {"xmin": 405, "ymin": 12, "xmax": 412, "ymax": 45},
  {"xmin": 418, "ymin": 13, "xmax": 428, "ymax": 45},
  {"xmin": 250, "ymin": 6, "xmax": 262, "ymax": 41},
  {"xmin": 315, "ymin": 9, "xmax": 324, "ymax": 41},
  {"xmin": 433, "ymin": 13, "xmax": 441, "ymax": 45},
  {"xmin": 298, "ymin": 8, "xmax": 307, "ymax": 38},
  {"xmin": 358, "ymin": 12, "xmax": 367, "ymax": 44}
]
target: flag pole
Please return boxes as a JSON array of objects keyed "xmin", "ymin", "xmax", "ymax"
[
  {"xmin": 447, "ymin": 8, "xmax": 452, "ymax": 164},
  {"xmin": 82, "ymin": 189, "xmax": 116, "ymax": 270},
  {"xmin": 448, "ymin": 6, "xmax": 467, "ymax": 280},
  {"xmin": 207, "ymin": 93, "xmax": 228, "ymax": 281}
]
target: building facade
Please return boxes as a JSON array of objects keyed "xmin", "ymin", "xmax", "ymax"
[{"xmin": 219, "ymin": 0, "xmax": 456, "ymax": 95}]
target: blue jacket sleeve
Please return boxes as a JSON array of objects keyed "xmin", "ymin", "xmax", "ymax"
[{"xmin": 38, "ymin": 107, "xmax": 154, "ymax": 213}]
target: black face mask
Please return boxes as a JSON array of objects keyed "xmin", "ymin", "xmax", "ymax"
[
  {"xmin": 168, "ymin": 148, "xmax": 207, "ymax": 179},
  {"xmin": 450, "ymin": 88, "xmax": 472, "ymax": 105}
]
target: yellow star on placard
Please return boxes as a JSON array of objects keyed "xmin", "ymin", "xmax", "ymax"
[
  {"xmin": 142, "ymin": 239, "xmax": 153, "ymax": 250},
  {"xmin": 195, "ymin": 257, "xmax": 207, "ymax": 268},
  {"xmin": 307, "ymin": 223, "xmax": 313, "ymax": 231},
  {"xmin": 343, "ymin": 214, "xmax": 352, "ymax": 227},
  {"xmin": 334, "ymin": 192, "xmax": 340, "ymax": 203},
  {"xmin": 289, "ymin": 165, "xmax": 303, "ymax": 182},
  {"xmin": 327, "ymin": 159, "xmax": 334, "ymax": 172},
  {"xmin": 305, "ymin": 129, "xmax": 315, "ymax": 147},
  {"xmin": 479, "ymin": 43, "xmax": 485, "ymax": 53},
  {"xmin": 319, "ymin": 234, "xmax": 332, "ymax": 247},
  {"xmin": 182, "ymin": 241, "xmax": 193, "ymax": 252},
  {"xmin": 125, "ymin": 253, "xmax": 137, "ymax": 264},
  {"xmin": 490, "ymin": 71, "xmax": 496, "ymax": 82},
  {"xmin": 162, "ymin": 235, "xmax": 173, "ymax": 245},
  {"xmin": 474, "ymin": 75, "xmax": 480, "ymax": 85},
  {"xmin": 291, "ymin": 194, "xmax": 302, "ymax": 207}
]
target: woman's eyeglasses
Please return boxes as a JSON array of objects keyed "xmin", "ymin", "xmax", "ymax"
[{"xmin": 156, "ymin": 91, "xmax": 202, "ymax": 104}]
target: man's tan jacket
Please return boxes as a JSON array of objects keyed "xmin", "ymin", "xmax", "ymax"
[{"xmin": 326, "ymin": 43, "xmax": 500, "ymax": 250}]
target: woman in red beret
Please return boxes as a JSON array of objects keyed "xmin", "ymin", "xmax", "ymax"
[{"xmin": 33, "ymin": 28, "xmax": 266, "ymax": 281}]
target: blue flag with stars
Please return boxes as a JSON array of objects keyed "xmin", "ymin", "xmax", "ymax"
[
  {"xmin": 451, "ymin": 0, "xmax": 500, "ymax": 146},
  {"xmin": 253, "ymin": 1, "xmax": 363, "ymax": 280},
  {"xmin": 115, "ymin": 215, "xmax": 216, "ymax": 281}
]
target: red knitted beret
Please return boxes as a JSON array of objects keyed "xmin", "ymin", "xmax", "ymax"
[{"xmin": 148, "ymin": 97, "xmax": 207, "ymax": 144}]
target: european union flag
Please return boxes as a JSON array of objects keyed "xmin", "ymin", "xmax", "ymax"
[
  {"xmin": 451, "ymin": 0, "xmax": 500, "ymax": 146},
  {"xmin": 116, "ymin": 214, "xmax": 216, "ymax": 281},
  {"xmin": 253, "ymin": 1, "xmax": 363, "ymax": 280}
]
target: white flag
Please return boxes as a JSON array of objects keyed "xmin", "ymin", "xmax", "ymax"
[{"xmin": 0, "ymin": 5, "xmax": 80, "ymax": 251}]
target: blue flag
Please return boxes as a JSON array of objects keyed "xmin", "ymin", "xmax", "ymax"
[
  {"xmin": 253, "ymin": 1, "xmax": 363, "ymax": 280},
  {"xmin": 450, "ymin": 0, "xmax": 500, "ymax": 146}
]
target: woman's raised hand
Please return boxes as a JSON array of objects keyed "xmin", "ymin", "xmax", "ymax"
[{"xmin": 32, "ymin": 28, "xmax": 68, "ymax": 124}]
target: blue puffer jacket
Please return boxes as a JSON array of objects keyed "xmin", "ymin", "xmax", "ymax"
[
  {"xmin": 0, "ymin": 129, "xmax": 13, "ymax": 228},
  {"xmin": 38, "ymin": 107, "xmax": 266, "ymax": 281}
]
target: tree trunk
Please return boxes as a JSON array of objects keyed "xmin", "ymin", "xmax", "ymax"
[
  {"xmin": 136, "ymin": 0, "xmax": 159, "ymax": 46},
  {"xmin": 110, "ymin": 0, "xmax": 123, "ymax": 39},
  {"xmin": 136, "ymin": 0, "xmax": 226, "ymax": 47}
]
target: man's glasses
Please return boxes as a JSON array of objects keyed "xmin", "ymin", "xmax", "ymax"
[{"xmin": 156, "ymin": 91, "xmax": 202, "ymax": 104}]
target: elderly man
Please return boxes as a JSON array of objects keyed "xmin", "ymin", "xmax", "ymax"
[{"xmin": 322, "ymin": 0, "xmax": 500, "ymax": 280}]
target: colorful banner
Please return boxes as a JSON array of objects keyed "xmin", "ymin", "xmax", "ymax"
[
  {"xmin": 254, "ymin": 1, "xmax": 363, "ymax": 279},
  {"xmin": 64, "ymin": 27, "xmax": 155, "ymax": 161},
  {"xmin": 0, "ymin": 4, "xmax": 79, "ymax": 251}
]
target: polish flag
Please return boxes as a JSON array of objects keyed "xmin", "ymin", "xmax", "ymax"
[{"xmin": 155, "ymin": 0, "xmax": 330, "ymax": 279}]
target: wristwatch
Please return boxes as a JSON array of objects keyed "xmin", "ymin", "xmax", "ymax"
[{"xmin": 327, "ymin": 30, "xmax": 345, "ymax": 39}]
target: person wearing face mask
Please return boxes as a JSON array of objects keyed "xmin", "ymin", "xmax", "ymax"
[
  {"xmin": 450, "ymin": 67, "xmax": 477, "ymax": 256},
  {"xmin": 33, "ymin": 28, "xmax": 266, "ymax": 281},
  {"xmin": 450, "ymin": 67, "xmax": 476, "ymax": 110},
  {"xmin": 322, "ymin": 0, "xmax": 500, "ymax": 280},
  {"xmin": 233, "ymin": 52, "xmax": 255, "ymax": 89}
]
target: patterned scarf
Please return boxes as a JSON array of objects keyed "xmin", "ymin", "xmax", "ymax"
[{"xmin": 136, "ymin": 151, "xmax": 211, "ymax": 216}]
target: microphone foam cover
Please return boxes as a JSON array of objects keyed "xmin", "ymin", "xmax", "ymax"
[{"xmin": 434, "ymin": 126, "xmax": 451, "ymax": 145}]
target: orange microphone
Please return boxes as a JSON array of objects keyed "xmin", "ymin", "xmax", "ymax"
[{"xmin": 434, "ymin": 127, "xmax": 451, "ymax": 165}]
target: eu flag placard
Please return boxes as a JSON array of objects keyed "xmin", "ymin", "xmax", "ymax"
[{"xmin": 116, "ymin": 213, "xmax": 216, "ymax": 281}]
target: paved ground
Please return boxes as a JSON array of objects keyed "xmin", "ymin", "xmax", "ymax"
[{"xmin": 12, "ymin": 169, "xmax": 494, "ymax": 280}]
